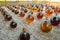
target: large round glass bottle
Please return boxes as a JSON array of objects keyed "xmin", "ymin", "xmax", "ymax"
[
  {"xmin": 19, "ymin": 12, "xmax": 25, "ymax": 18},
  {"xmin": 54, "ymin": 7, "xmax": 60, "ymax": 14},
  {"xmin": 32, "ymin": 5, "xmax": 37, "ymax": 12},
  {"xmin": 37, "ymin": 12, "xmax": 43, "ymax": 19},
  {"xmin": 4, "ymin": 14, "xmax": 12, "ymax": 21},
  {"xmin": 50, "ymin": 14, "xmax": 60, "ymax": 26},
  {"xmin": 27, "ymin": 4, "xmax": 31, "ymax": 10},
  {"xmin": 24, "ymin": 9, "xmax": 28, "ymax": 13},
  {"xmin": 10, "ymin": 21, "xmax": 17, "ymax": 28},
  {"xmin": 26, "ymin": 15, "xmax": 34, "ymax": 23},
  {"xmin": 14, "ymin": 10, "xmax": 19, "ymax": 14},
  {"xmin": 46, "ymin": 9, "xmax": 53, "ymax": 16},
  {"xmin": 2, "ymin": 10, "xmax": 7, "ymax": 17},
  {"xmin": 17, "ymin": 6, "xmax": 20, "ymax": 10},
  {"xmin": 40, "ymin": 20, "xmax": 52, "ymax": 33},
  {"xmin": 19, "ymin": 28, "xmax": 30, "ymax": 40}
]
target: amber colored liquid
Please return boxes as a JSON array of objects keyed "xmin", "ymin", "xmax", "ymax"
[
  {"xmin": 37, "ymin": 13, "xmax": 43, "ymax": 19},
  {"xmin": 17, "ymin": 7, "xmax": 20, "ymax": 10},
  {"xmin": 32, "ymin": 7, "xmax": 37, "ymax": 12},
  {"xmin": 24, "ymin": 6, "xmax": 27, "ymax": 8},
  {"xmin": 26, "ymin": 15, "xmax": 34, "ymax": 23},
  {"xmin": 19, "ymin": 12, "xmax": 25, "ymax": 17},
  {"xmin": 40, "ymin": 21, "xmax": 52, "ymax": 33},
  {"xmin": 27, "ymin": 6, "xmax": 31, "ymax": 10},
  {"xmin": 46, "ymin": 10, "xmax": 53, "ymax": 16}
]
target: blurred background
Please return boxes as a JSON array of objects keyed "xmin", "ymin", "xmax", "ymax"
[{"xmin": 0, "ymin": 0, "xmax": 60, "ymax": 7}]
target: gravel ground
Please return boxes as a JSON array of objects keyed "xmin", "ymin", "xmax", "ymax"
[{"xmin": 0, "ymin": 6, "xmax": 60, "ymax": 40}]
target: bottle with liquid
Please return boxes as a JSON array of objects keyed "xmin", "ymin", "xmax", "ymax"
[
  {"xmin": 2, "ymin": 10, "xmax": 7, "ymax": 17},
  {"xmin": 50, "ymin": 14, "xmax": 60, "ymax": 26},
  {"xmin": 37, "ymin": 8, "xmax": 40, "ymax": 12},
  {"xmin": 32, "ymin": 5, "xmax": 37, "ymax": 12},
  {"xmin": 19, "ymin": 28, "xmax": 30, "ymax": 40},
  {"xmin": 14, "ymin": 10, "xmax": 19, "ymax": 14},
  {"xmin": 40, "ymin": 20, "xmax": 52, "ymax": 33},
  {"xmin": 19, "ymin": 12, "xmax": 25, "ymax": 18},
  {"xmin": 26, "ymin": 15, "xmax": 34, "ymax": 23},
  {"xmin": 4, "ymin": 14, "xmax": 12, "ymax": 21},
  {"xmin": 17, "ymin": 6, "xmax": 20, "ymax": 10},
  {"xmin": 10, "ymin": 21, "xmax": 17, "ymax": 28},
  {"xmin": 54, "ymin": 7, "xmax": 60, "ymax": 13},
  {"xmin": 24, "ymin": 9, "xmax": 28, "ymax": 13},
  {"xmin": 37, "ymin": 12, "xmax": 43, "ymax": 19},
  {"xmin": 27, "ymin": 5, "xmax": 31, "ymax": 10},
  {"xmin": 46, "ymin": 9, "xmax": 53, "ymax": 16}
]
